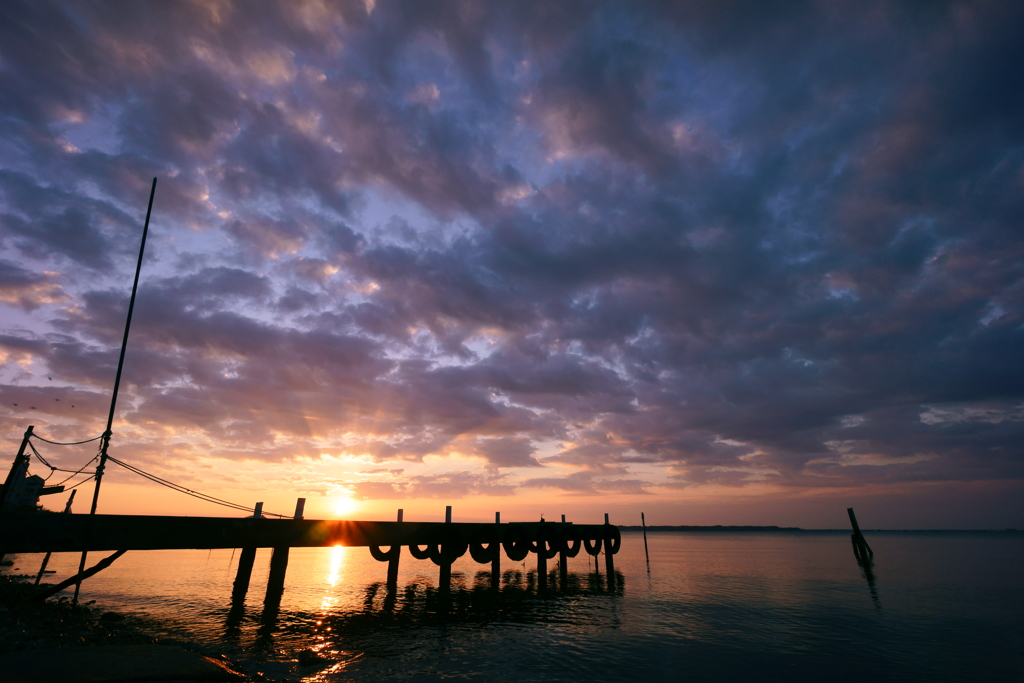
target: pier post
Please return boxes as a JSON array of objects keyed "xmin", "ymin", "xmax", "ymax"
[
  {"xmin": 387, "ymin": 509, "xmax": 403, "ymax": 589},
  {"xmin": 559, "ymin": 514, "xmax": 568, "ymax": 589},
  {"xmin": 231, "ymin": 502, "xmax": 262, "ymax": 604},
  {"xmin": 537, "ymin": 519, "xmax": 548, "ymax": 593},
  {"xmin": 604, "ymin": 513, "xmax": 614, "ymax": 579},
  {"xmin": 264, "ymin": 498, "xmax": 304, "ymax": 609},
  {"xmin": 491, "ymin": 511, "xmax": 501, "ymax": 590},
  {"xmin": 439, "ymin": 505, "xmax": 452, "ymax": 591}
]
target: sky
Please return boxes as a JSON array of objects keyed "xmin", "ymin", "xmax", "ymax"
[{"xmin": 1, "ymin": 1, "xmax": 1022, "ymax": 529}]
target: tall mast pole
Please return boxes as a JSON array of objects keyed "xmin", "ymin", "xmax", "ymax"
[
  {"xmin": 88, "ymin": 177, "xmax": 157, "ymax": 515},
  {"xmin": 74, "ymin": 177, "xmax": 156, "ymax": 604}
]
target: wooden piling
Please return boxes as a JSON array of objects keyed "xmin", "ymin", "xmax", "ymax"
[
  {"xmin": 537, "ymin": 519, "xmax": 548, "ymax": 593},
  {"xmin": 264, "ymin": 499, "xmax": 304, "ymax": 608},
  {"xmin": 604, "ymin": 513, "xmax": 614, "ymax": 578},
  {"xmin": 230, "ymin": 502, "xmax": 262, "ymax": 603},
  {"xmin": 439, "ymin": 506, "xmax": 452, "ymax": 591},
  {"xmin": 491, "ymin": 511, "xmax": 501, "ymax": 590},
  {"xmin": 387, "ymin": 509, "xmax": 403, "ymax": 588},
  {"xmin": 559, "ymin": 514, "xmax": 568, "ymax": 588}
]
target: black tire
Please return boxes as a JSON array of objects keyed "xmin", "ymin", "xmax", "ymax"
[
  {"xmin": 531, "ymin": 524, "xmax": 560, "ymax": 559},
  {"xmin": 469, "ymin": 524, "xmax": 500, "ymax": 564},
  {"xmin": 427, "ymin": 525, "xmax": 468, "ymax": 566},
  {"xmin": 368, "ymin": 544, "xmax": 400, "ymax": 562},
  {"xmin": 560, "ymin": 524, "xmax": 582, "ymax": 557},
  {"xmin": 408, "ymin": 543, "xmax": 434, "ymax": 560},
  {"xmin": 502, "ymin": 524, "xmax": 531, "ymax": 562},
  {"xmin": 604, "ymin": 525, "xmax": 621, "ymax": 554}
]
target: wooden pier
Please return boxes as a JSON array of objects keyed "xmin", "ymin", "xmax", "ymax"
[{"xmin": 0, "ymin": 511, "xmax": 622, "ymax": 603}]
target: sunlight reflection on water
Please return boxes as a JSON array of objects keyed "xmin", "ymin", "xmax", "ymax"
[{"xmin": 5, "ymin": 531, "xmax": 1023, "ymax": 682}]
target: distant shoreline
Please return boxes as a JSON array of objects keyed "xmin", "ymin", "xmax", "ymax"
[{"xmin": 618, "ymin": 525, "xmax": 1023, "ymax": 534}]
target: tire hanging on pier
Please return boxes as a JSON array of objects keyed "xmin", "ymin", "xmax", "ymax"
[
  {"xmin": 583, "ymin": 534, "xmax": 603, "ymax": 556},
  {"xmin": 531, "ymin": 524, "xmax": 560, "ymax": 559},
  {"xmin": 368, "ymin": 544, "xmax": 401, "ymax": 562},
  {"xmin": 604, "ymin": 526, "xmax": 621, "ymax": 554},
  {"xmin": 469, "ymin": 524, "xmax": 500, "ymax": 563},
  {"xmin": 502, "ymin": 524, "xmax": 531, "ymax": 561},
  {"xmin": 426, "ymin": 525, "xmax": 468, "ymax": 566},
  {"xmin": 560, "ymin": 524, "xmax": 582, "ymax": 558}
]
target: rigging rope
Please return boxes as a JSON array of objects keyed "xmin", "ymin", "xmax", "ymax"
[
  {"xmin": 16, "ymin": 435, "xmax": 286, "ymax": 517},
  {"xmin": 27, "ymin": 439, "xmax": 100, "ymax": 485},
  {"xmin": 30, "ymin": 433, "xmax": 104, "ymax": 446},
  {"xmin": 51, "ymin": 454, "xmax": 101, "ymax": 488},
  {"xmin": 106, "ymin": 455, "xmax": 288, "ymax": 518}
]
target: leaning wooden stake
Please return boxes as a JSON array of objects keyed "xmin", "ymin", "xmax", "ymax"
[
  {"xmin": 847, "ymin": 507, "xmax": 873, "ymax": 563},
  {"xmin": 641, "ymin": 511, "xmax": 650, "ymax": 572}
]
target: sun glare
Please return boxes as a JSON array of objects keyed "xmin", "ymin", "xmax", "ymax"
[{"xmin": 332, "ymin": 496, "xmax": 359, "ymax": 517}]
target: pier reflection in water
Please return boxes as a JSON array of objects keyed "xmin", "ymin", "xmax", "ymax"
[{"xmin": 240, "ymin": 566, "xmax": 624, "ymax": 672}]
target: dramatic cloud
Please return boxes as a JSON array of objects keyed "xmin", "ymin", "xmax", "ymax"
[{"xmin": 1, "ymin": 1, "xmax": 1021, "ymax": 525}]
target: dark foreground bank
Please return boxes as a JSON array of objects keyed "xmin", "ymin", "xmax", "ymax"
[{"xmin": 0, "ymin": 573, "xmax": 334, "ymax": 683}]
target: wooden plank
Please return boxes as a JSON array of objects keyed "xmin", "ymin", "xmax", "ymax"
[{"xmin": 0, "ymin": 513, "xmax": 614, "ymax": 554}]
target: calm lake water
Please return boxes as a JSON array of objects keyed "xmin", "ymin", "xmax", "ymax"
[{"xmin": 5, "ymin": 530, "xmax": 1023, "ymax": 682}]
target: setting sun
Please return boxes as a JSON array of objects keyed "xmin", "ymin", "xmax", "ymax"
[{"xmin": 332, "ymin": 496, "xmax": 359, "ymax": 517}]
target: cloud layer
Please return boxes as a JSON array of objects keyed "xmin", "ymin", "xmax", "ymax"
[{"xmin": 1, "ymin": 1, "xmax": 1022, "ymax": 524}]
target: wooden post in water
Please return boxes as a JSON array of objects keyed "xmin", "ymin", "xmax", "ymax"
[
  {"xmin": 537, "ymin": 518, "xmax": 548, "ymax": 593},
  {"xmin": 641, "ymin": 511, "xmax": 650, "ymax": 572},
  {"xmin": 265, "ymin": 498, "xmax": 304, "ymax": 608},
  {"xmin": 439, "ymin": 505, "xmax": 452, "ymax": 591},
  {"xmin": 603, "ymin": 513, "xmax": 615, "ymax": 579},
  {"xmin": 559, "ymin": 514, "xmax": 568, "ymax": 588},
  {"xmin": 492, "ymin": 511, "xmax": 501, "ymax": 590},
  {"xmin": 387, "ymin": 509, "xmax": 403, "ymax": 589},
  {"xmin": 847, "ymin": 507, "xmax": 873, "ymax": 564},
  {"xmin": 231, "ymin": 502, "xmax": 262, "ymax": 604}
]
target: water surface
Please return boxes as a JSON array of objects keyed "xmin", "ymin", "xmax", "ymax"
[{"xmin": 6, "ymin": 530, "xmax": 1022, "ymax": 682}]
